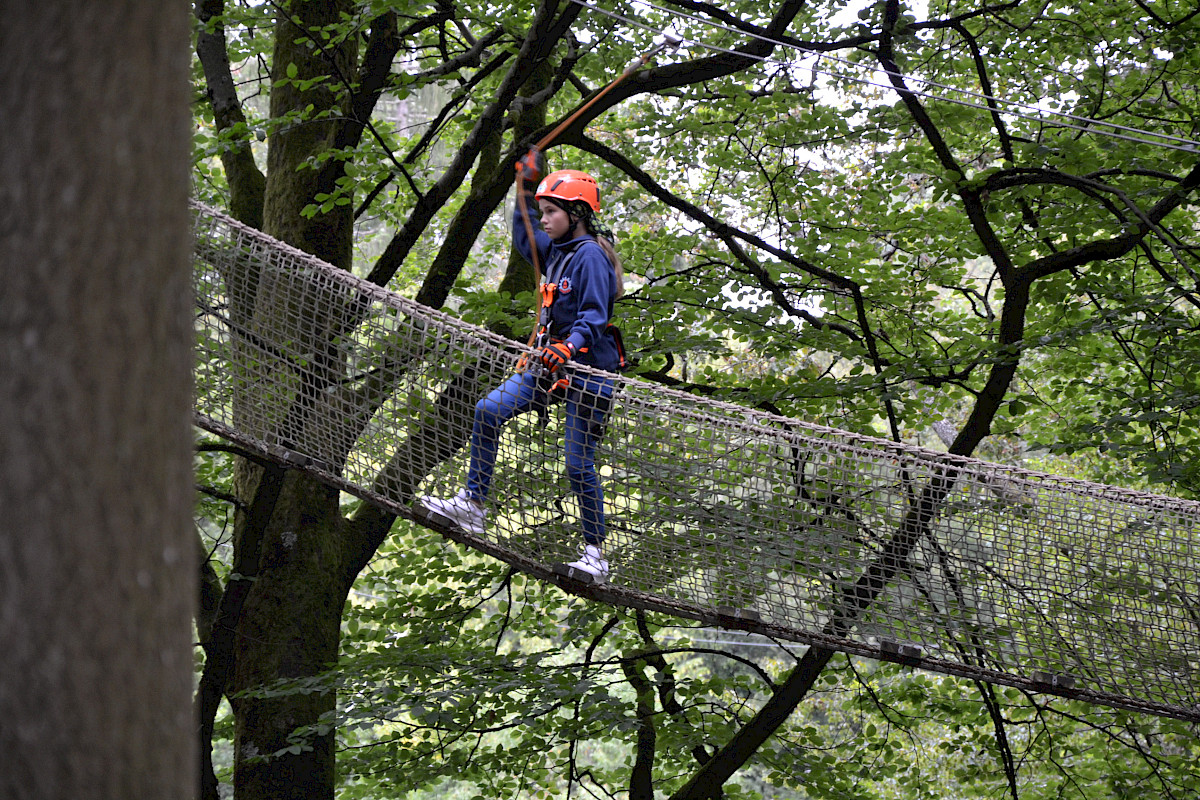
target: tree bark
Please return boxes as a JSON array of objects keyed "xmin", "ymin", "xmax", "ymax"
[
  {"xmin": 0, "ymin": 2, "xmax": 194, "ymax": 798},
  {"xmin": 229, "ymin": 3, "xmax": 359, "ymax": 798}
]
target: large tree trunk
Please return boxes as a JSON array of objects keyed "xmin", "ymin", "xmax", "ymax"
[
  {"xmin": 0, "ymin": 2, "xmax": 194, "ymax": 798},
  {"xmin": 229, "ymin": 2, "xmax": 358, "ymax": 798},
  {"xmin": 230, "ymin": 470, "xmax": 351, "ymax": 799}
]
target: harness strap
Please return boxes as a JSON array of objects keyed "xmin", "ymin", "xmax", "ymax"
[
  {"xmin": 534, "ymin": 240, "xmax": 591, "ymax": 347},
  {"xmin": 522, "ymin": 241, "xmax": 626, "ymax": 375}
]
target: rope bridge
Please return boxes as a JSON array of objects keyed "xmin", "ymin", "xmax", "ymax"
[{"xmin": 190, "ymin": 201, "xmax": 1200, "ymax": 723}]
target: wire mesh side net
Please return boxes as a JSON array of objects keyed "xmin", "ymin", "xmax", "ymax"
[{"xmin": 191, "ymin": 201, "xmax": 1200, "ymax": 722}]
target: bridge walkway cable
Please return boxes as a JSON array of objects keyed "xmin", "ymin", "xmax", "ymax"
[{"xmin": 190, "ymin": 201, "xmax": 1200, "ymax": 724}]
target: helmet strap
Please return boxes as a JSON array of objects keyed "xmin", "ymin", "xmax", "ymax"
[{"xmin": 546, "ymin": 198, "xmax": 591, "ymax": 240}]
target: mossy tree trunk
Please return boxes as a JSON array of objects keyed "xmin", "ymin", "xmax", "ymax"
[{"xmin": 228, "ymin": 2, "xmax": 358, "ymax": 799}]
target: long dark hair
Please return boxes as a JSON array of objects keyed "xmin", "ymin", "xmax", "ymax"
[{"xmin": 566, "ymin": 200, "xmax": 624, "ymax": 299}]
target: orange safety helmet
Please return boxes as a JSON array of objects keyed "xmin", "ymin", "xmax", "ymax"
[{"xmin": 535, "ymin": 169, "xmax": 601, "ymax": 212}]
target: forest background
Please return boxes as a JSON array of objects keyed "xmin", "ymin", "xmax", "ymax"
[{"xmin": 189, "ymin": 0, "xmax": 1200, "ymax": 799}]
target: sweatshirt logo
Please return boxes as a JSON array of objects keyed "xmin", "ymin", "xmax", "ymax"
[{"xmin": 558, "ymin": 277, "xmax": 573, "ymax": 294}]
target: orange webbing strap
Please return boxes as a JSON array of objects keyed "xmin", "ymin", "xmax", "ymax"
[{"xmin": 540, "ymin": 282, "xmax": 556, "ymax": 310}]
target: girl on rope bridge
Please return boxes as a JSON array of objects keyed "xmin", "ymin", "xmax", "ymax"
[{"xmin": 419, "ymin": 155, "xmax": 626, "ymax": 584}]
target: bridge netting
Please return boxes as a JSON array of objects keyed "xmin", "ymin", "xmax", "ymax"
[{"xmin": 190, "ymin": 201, "xmax": 1199, "ymax": 723}]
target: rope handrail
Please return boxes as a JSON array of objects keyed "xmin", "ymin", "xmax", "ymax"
[{"xmin": 190, "ymin": 200, "xmax": 1200, "ymax": 723}]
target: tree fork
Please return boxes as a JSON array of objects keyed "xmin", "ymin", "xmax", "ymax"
[{"xmin": 669, "ymin": 646, "xmax": 835, "ymax": 800}]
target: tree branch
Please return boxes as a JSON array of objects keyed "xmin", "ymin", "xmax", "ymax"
[
  {"xmin": 194, "ymin": 0, "xmax": 266, "ymax": 227},
  {"xmin": 977, "ymin": 680, "xmax": 1019, "ymax": 800},
  {"xmin": 532, "ymin": 0, "xmax": 813, "ymax": 146},
  {"xmin": 877, "ymin": 0, "xmax": 1015, "ymax": 284},
  {"xmin": 621, "ymin": 654, "xmax": 658, "ymax": 800},
  {"xmin": 576, "ymin": 136, "xmax": 859, "ymax": 299},
  {"xmin": 366, "ymin": 0, "xmax": 583, "ymax": 291},
  {"xmin": 668, "ymin": 646, "xmax": 834, "ymax": 800},
  {"xmin": 1019, "ymin": 162, "xmax": 1200, "ymax": 281},
  {"xmin": 634, "ymin": 614, "xmax": 715, "ymax": 767},
  {"xmin": 334, "ymin": 9, "xmax": 406, "ymax": 153}
]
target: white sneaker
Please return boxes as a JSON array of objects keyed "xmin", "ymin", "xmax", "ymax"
[
  {"xmin": 565, "ymin": 544, "xmax": 609, "ymax": 583},
  {"xmin": 418, "ymin": 490, "xmax": 485, "ymax": 535}
]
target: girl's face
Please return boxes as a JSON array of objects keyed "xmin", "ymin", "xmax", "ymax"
[{"xmin": 538, "ymin": 199, "xmax": 575, "ymax": 240}]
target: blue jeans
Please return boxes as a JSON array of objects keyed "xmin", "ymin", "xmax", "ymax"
[{"xmin": 466, "ymin": 370, "xmax": 614, "ymax": 546}]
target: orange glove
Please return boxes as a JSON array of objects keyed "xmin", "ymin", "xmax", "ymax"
[
  {"xmin": 538, "ymin": 341, "xmax": 574, "ymax": 373},
  {"xmin": 516, "ymin": 147, "xmax": 544, "ymax": 193}
]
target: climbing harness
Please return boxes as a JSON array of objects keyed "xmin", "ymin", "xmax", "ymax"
[{"xmin": 526, "ymin": 241, "xmax": 588, "ymax": 395}]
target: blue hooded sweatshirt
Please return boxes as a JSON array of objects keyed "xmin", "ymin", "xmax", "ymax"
[{"xmin": 513, "ymin": 202, "xmax": 622, "ymax": 372}]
